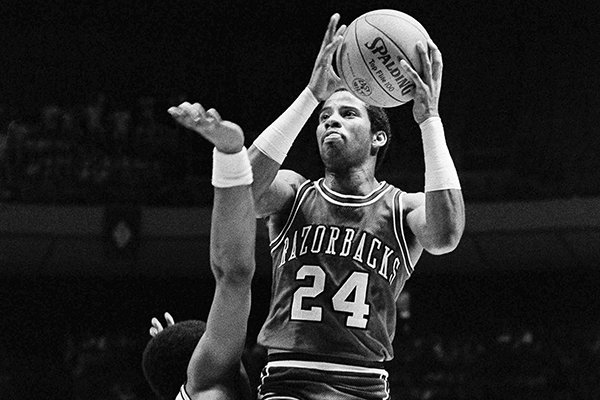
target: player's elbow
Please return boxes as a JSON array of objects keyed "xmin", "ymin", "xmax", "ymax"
[
  {"xmin": 425, "ymin": 224, "xmax": 464, "ymax": 255},
  {"xmin": 211, "ymin": 258, "xmax": 255, "ymax": 285}
]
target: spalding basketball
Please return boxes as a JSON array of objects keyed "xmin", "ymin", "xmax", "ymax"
[{"xmin": 336, "ymin": 9, "xmax": 431, "ymax": 108}]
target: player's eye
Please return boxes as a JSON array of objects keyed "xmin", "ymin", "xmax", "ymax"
[
  {"xmin": 319, "ymin": 113, "xmax": 330, "ymax": 122},
  {"xmin": 344, "ymin": 110, "xmax": 357, "ymax": 117}
]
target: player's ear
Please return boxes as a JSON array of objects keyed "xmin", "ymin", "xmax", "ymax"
[{"xmin": 372, "ymin": 130, "xmax": 387, "ymax": 149}]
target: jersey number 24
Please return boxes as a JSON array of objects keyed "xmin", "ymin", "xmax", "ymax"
[{"xmin": 291, "ymin": 265, "xmax": 370, "ymax": 328}]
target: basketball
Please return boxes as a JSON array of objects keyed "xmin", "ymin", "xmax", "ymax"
[{"xmin": 336, "ymin": 9, "xmax": 431, "ymax": 108}]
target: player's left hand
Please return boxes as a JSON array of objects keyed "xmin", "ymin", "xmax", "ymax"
[
  {"xmin": 149, "ymin": 312, "xmax": 175, "ymax": 337},
  {"xmin": 400, "ymin": 39, "xmax": 442, "ymax": 125}
]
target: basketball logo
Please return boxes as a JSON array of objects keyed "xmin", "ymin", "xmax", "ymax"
[{"xmin": 352, "ymin": 78, "xmax": 371, "ymax": 96}]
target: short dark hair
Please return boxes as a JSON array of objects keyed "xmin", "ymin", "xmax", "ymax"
[
  {"xmin": 365, "ymin": 104, "xmax": 392, "ymax": 171},
  {"xmin": 331, "ymin": 88, "xmax": 392, "ymax": 171},
  {"xmin": 141, "ymin": 320, "xmax": 206, "ymax": 400}
]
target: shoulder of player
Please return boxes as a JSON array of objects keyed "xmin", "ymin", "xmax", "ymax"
[
  {"xmin": 256, "ymin": 169, "xmax": 308, "ymax": 218},
  {"xmin": 277, "ymin": 169, "xmax": 308, "ymax": 189}
]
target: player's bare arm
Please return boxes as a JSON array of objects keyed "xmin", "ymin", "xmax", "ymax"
[
  {"xmin": 168, "ymin": 103, "xmax": 256, "ymax": 395},
  {"xmin": 249, "ymin": 13, "xmax": 346, "ymax": 216},
  {"xmin": 400, "ymin": 40, "xmax": 465, "ymax": 254}
]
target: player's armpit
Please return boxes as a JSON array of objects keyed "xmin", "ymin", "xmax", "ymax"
[{"xmin": 255, "ymin": 169, "xmax": 307, "ymax": 218}]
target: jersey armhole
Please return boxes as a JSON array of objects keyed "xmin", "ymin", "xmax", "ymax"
[
  {"xmin": 393, "ymin": 190, "xmax": 415, "ymax": 276},
  {"xmin": 269, "ymin": 179, "xmax": 314, "ymax": 250}
]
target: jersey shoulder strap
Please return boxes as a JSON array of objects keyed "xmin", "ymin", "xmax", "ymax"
[{"xmin": 270, "ymin": 179, "xmax": 315, "ymax": 249}]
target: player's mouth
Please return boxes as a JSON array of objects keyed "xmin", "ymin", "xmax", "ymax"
[{"xmin": 323, "ymin": 131, "xmax": 343, "ymax": 144}]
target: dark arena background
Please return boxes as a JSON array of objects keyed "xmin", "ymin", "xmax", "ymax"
[{"xmin": 1, "ymin": 0, "xmax": 599, "ymax": 399}]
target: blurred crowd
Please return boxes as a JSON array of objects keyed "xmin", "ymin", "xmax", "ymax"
[
  {"xmin": 0, "ymin": 93, "xmax": 214, "ymax": 206},
  {"xmin": 2, "ymin": 92, "xmax": 600, "ymax": 207}
]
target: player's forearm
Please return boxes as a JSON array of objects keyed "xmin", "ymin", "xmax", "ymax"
[
  {"xmin": 250, "ymin": 86, "xmax": 319, "ymax": 202},
  {"xmin": 420, "ymin": 117, "xmax": 464, "ymax": 253},
  {"xmin": 211, "ymin": 185, "xmax": 256, "ymax": 281},
  {"xmin": 210, "ymin": 149, "xmax": 256, "ymax": 281}
]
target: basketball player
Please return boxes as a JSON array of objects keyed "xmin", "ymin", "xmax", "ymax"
[
  {"xmin": 142, "ymin": 105, "xmax": 256, "ymax": 400},
  {"xmin": 169, "ymin": 13, "xmax": 465, "ymax": 399},
  {"xmin": 248, "ymin": 13, "xmax": 465, "ymax": 400}
]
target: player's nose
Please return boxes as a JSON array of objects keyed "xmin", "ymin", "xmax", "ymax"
[{"xmin": 324, "ymin": 114, "xmax": 342, "ymax": 129}]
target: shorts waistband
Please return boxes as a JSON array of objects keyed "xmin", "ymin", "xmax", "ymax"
[{"xmin": 267, "ymin": 352, "xmax": 387, "ymax": 376}]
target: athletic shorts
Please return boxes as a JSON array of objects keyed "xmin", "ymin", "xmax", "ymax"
[{"xmin": 257, "ymin": 355, "xmax": 390, "ymax": 400}]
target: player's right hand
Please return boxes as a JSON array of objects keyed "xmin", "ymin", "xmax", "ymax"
[
  {"xmin": 149, "ymin": 312, "xmax": 175, "ymax": 337},
  {"xmin": 307, "ymin": 13, "xmax": 346, "ymax": 102},
  {"xmin": 168, "ymin": 103, "xmax": 245, "ymax": 154}
]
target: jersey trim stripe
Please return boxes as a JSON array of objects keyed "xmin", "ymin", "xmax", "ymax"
[
  {"xmin": 259, "ymin": 395, "xmax": 302, "ymax": 400},
  {"xmin": 264, "ymin": 360, "xmax": 389, "ymax": 377},
  {"xmin": 270, "ymin": 180, "xmax": 314, "ymax": 250},
  {"xmin": 176, "ymin": 384, "xmax": 191, "ymax": 400},
  {"xmin": 393, "ymin": 190, "xmax": 414, "ymax": 275},
  {"xmin": 316, "ymin": 178, "xmax": 392, "ymax": 207}
]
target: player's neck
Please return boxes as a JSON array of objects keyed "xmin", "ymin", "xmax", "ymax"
[{"xmin": 323, "ymin": 168, "xmax": 379, "ymax": 196}]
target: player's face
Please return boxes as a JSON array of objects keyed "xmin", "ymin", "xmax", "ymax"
[{"xmin": 316, "ymin": 91, "xmax": 374, "ymax": 171}]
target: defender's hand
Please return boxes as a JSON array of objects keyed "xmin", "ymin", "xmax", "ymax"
[
  {"xmin": 149, "ymin": 312, "xmax": 175, "ymax": 337},
  {"xmin": 400, "ymin": 39, "xmax": 442, "ymax": 125},
  {"xmin": 308, "ymin": 13, "xmax": 347, "ymax": 101},
  {"xmin": 168, "ymin": 103, "xmax": 244, "ymax": 154}
]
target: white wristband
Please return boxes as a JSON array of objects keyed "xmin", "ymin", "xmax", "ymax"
[
  {"xmin": 252, "ymin": 86, "xmax": 319, "ymax": 164},
  {"xmin": 212, "ymin": 147, "xmax": 253, "ymax": 188},
  {"xmin": 420, "ymin": 117, "xmax": 461, "ymax": 192}
]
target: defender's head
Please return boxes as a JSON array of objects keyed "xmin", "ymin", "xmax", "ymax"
[{"xmin": 141, "ymin": 320, "xmax": 206, "ymax": 400}]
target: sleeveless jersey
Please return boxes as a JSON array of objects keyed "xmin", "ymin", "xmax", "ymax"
[{"xmin": 257, "ymin": 178, "xmax": 416, "ymax": 363}]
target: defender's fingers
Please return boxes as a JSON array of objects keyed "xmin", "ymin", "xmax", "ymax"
[
  {"xmin": 164, "ymin": 312, "xmax": 175, "ymax": 326},
  {"xmin": 151, "ymin": 317, "xmax": 164, "ymax": 331},
  {"xmin": 149, "ymin": 327, "xmax": 158, "ymax": 337},
  {"xmin": 178, "ymin": 102, "xmax": 199, "ymax": 120},
  {"xmin": 191, "ymin": 103, "xmax": 208, "ymax": 122},
  {"xmin": 206, "ymin": 108, "xmax": 222, "ymax": 122},
  {"xmin": 167, "ymin": 107, "xmax": 183, "ymax": 117}
]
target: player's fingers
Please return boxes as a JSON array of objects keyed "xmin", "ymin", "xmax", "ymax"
[
  {"xmin": 416, "ymin": 41, "xmax": 432, "ymax": 86},
  {"xmin": 321, "ymin": 13, "xmax": 340, "ymax": 50},
  {"xmin": 206, "ymin": 108, "xmax": 222, "ymax": 122},
  {"xmin": 322, "ymin": 34, "xmax": 344, "ymax": 62},
  {"xmin": 400, "ymin": 59, "xmax": 426, "ymax": 88},
  {"xmin": 164, "ymin": 312, "xmax": 175, "ymax": 326},
  {"xmin": 329, "ymin": 71, "xmax": 344, "ymax": 90},
  {"xmin": 149, "ymin": 327, "xmax": 158, "ymax": 337},
  {"xmin": 327, "ymin": 13, "xmax": 340, "ymax": 41},
  {"xmin": 428, "ymin": 39, "xmax": 443, "ymax": 82}
]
